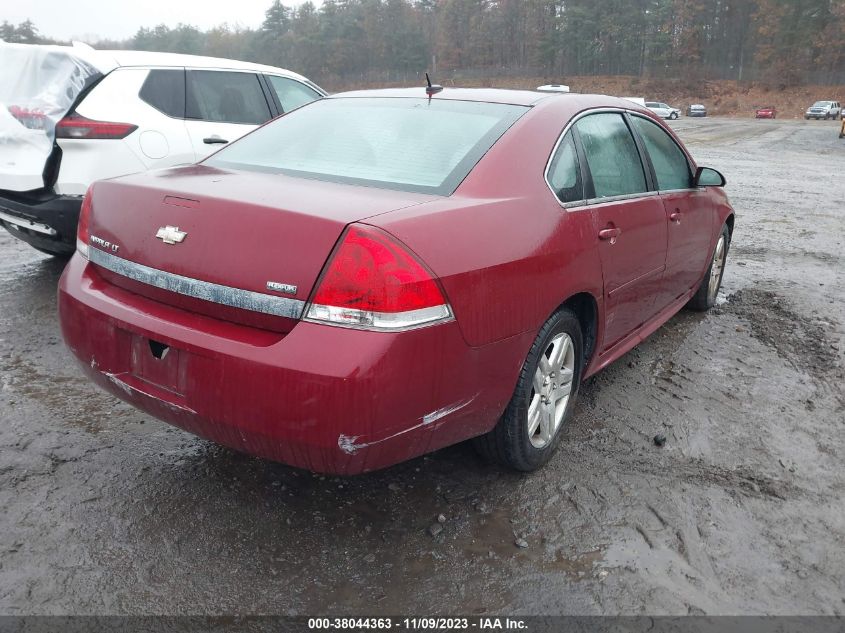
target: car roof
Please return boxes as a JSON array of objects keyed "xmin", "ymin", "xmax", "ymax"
[
  {"xmin": 97, "ymin": 49, "xmax": 310, "ymax": 81},
  {"xmin": 328, "ymin": 87, "xmax": 557, "ymax": 106},
  {"xmin": 11, "ymin": 43, "xmax": 312, "ymax": 83}
]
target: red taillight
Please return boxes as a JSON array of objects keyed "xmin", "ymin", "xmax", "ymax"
[
  {"xmin": 76, "ymin": 185, "xmax": 94, "ymax": 258},
  {"xmin": 305, "ymin": 225, "xmax": 452, "ymax": 330},
  {"xmin": 56, "ymin": 113, "xmax": 138, "ymax": 140},
  {"xmin": 8, "ymin": 105, "xmax": 49, "ymax": 130}
]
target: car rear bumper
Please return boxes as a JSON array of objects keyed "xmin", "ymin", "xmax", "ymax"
[
  {"xmin": 59, "ymin": 254, "xmax": 526, "ymax": 474},
  {"xmin": 0, "ymin": 189, "xmax": 80, "ymax": 254}
]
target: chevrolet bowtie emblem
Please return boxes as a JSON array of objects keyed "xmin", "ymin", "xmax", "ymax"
[{"xmin": 155, "ymin": 226, "xmax": 187, "ymax": 244}]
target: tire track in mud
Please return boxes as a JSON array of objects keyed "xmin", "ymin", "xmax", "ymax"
[{"xmin": 724, "ymin": 288, "xmax": 844, "ymax": 410}]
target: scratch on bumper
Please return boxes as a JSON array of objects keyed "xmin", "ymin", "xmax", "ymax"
[
  {"xmin": 337, "ymin": 394, "xmax": 477, "ymax": 455},
  {"xmin": 104, "ymin": 372, "xmax": 197, "ymax": 415}
]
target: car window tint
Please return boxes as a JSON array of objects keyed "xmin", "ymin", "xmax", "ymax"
[
  {"xmin": 139, "ymin": 69, "xmax": 185, "ymax": 117},
  {"xmin": 186, "ymin": 70, "xmax": 270, "ymax": 125},
  {"xmin": 631, "ymin": 116, "xmax": 691, "ymax": 191},
  {"xmin": 267, "ymin": 75, "xmax": 321, "ymax": 113},
  {"xmin": 547, "ymin": 131, "xmax": 583, "ymax": 204},
  {"xmin": 575, "ymin": 113, "xmax": 647, "ymax": 198},
  {"xmin": 206, "ymin": 97, "xmax": 527, "ymax": 196}
]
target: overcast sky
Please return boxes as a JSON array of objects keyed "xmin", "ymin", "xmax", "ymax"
[{"xmin": 4, "ymin": 0, "xmax": 317, "ymax": 42}]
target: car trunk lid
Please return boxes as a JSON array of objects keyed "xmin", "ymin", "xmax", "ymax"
[
  {"xmin": 86, "ymin": 165, "xmax": 438, "ymax": 332},
  {"xmin": 0, "ymin": 42, "xmax": 112, "ymax": 192}
]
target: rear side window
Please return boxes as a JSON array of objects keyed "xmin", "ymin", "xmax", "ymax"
[
  {"xmin": 631, "ymin": 116, "xmax": 691, "ymax": 191},
  {"xmin": 186, "ymin": 70, "xmax": 271, "ymax": 125},
  {"xmin": 267, "ymin": 75, "xmax": 321, "ymax": 113},
  {"xmin": 547, "ymin": 131, "xmax": 583, "ymax": 204},
  {"xmin": 139, "ymin": 69, "xmax": 185, "ymax": 117},
  {"xmin": 206, "ymin": 97, "xmax": 527, "ymax": 196},
  {"xmin": 575, "ymin": 113, "xmax": 647, "ymax": 199}
]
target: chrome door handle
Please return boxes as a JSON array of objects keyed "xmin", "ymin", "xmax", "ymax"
[{"xmin": 598, "ymin": 227, "xmax": 622, "ymax": 241}]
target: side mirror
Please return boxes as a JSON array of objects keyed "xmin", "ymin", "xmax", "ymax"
[{"xmin": 694, "ymin": 166, "xmax": 726, "ymax": 187}]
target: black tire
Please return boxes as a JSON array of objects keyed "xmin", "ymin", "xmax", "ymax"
[
  {"xmin": 670, "ymin": 112, "xmax": 678, "ymax": 120},
  {"xmin": 473, "ymin": 308, "xmax": 583, "ymax": 471},
  {"xmin": 688, "ymin": 224, "xmax": 730, "ymax": 311}
]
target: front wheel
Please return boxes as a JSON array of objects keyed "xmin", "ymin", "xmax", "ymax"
[
  {"xmin": 670, "ymin": 112, "xmax": 678, "ymax": 120},
  {"xmin": 473, "ymin": 308, "xmax": 583, "ymax": 471},
  {"xmin": 688, "ymin": 224, "xmax": 730, "ymax": 311}
]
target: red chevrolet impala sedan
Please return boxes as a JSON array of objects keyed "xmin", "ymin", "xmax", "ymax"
[{"xmin": 59, "ymin": 88, "xmax": 734, "ymax": 474}]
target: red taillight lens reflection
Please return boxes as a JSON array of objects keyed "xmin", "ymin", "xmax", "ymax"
[
  {"xmin": 306, "ymin": 225, "xmax": 452, "ymax": 331},
  {"xmin": 56, "ymin": 113, "xmax": 138, "ymax": 140},
  {"xmin": 76, "ymin": 185, "xmax": 94, "ymax": 258},
  {"xmin": 313, "ymin": 226, "xmax": 446, "ymax": 313}
]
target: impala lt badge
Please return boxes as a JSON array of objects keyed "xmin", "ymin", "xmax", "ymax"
[
  {"xmin": 155, "ymin": 226, "xmax": 187, "ymax": 244},
  {"xmin": 90, "ymin": 235, "xmax": 119, "ymax": 253}
]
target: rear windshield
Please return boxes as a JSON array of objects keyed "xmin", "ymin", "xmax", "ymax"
[{"xmin": 205, "ymin": 97, "xmax": 528, "ymax": 195}]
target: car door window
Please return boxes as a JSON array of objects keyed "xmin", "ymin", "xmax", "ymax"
[
  {"xmin": 575, "ymin": 113, "xmax": 647, "ymax": 198},
  {"xmin": 547, "ymin": 131, "xmax": 583, "ymax": 204},
  {"xmin": 631, "ymin": 116, "xmax": 691, "ymax": 191},
  {"xmin": 267, "ymin": 75, "xmax": 321, "ymax": 113},
  {"xmin": 186, "ymin": 70, "xmax": 271, "ymax": 125},
  {"xmin": 139, "ymin": 69, "xmax": 185, "ymax": 117}
]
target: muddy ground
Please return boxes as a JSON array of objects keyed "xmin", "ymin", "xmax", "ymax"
[{"xmin": 1, "ymin": 117, "xmax": 843, "ymax": 616}]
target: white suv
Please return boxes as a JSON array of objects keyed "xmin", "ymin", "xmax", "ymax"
[
  {"xmin": 804, "ymin": 101, "xmax": 841, "ymax": 120},
  {"xmin": 645, "ymin": 101, "xmax": 681, "ymax": 120},
  {"xmin": 0, "ymin": 43, "xmax": 325, "ymax": 255}
]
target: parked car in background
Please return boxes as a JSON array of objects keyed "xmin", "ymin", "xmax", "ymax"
[
  {"xmin": 645, "ymin": 101, "xmax": 681, "ymax": 120},
  {"xmin": 755, "ymin": 106, "xmax": 777, "ymax": 119},
  {"xmin": 537, "ymin": 84, "xmax": 570, "ymax": 93},
  {"xmin": 59, "ymin": 88, "xmax": 734, "ymax": 475},
  {"xmin": 0, "ymin": 42, "xmax": 325, "ymax": 256},
  {"xmin": 687, "ymin": 104, "xmax": 707, "ymax": 117},
  {"xmin": 804, "ymin": 101, "xmax": 841, "ymax": 120}
]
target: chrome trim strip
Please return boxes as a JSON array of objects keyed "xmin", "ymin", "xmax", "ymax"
[
  {"xmin": 586, "ymin": 191, "xmax": 657, "ymax": 206},
  {"xmin": 0, "ymin": 209, "xmax": 57, "ymax": 236},
  {"xmin": 89, "ymin": 247, "xmax": 306, "ymax": 319}
]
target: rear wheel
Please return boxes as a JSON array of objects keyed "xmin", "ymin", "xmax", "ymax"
[
  {"xmin": 473, "ymin": 308, "xmax": 583, "ymax": 471},
  {"xmin": 688, "ymin": 224, "xmax": 730, "ymax": 311}
]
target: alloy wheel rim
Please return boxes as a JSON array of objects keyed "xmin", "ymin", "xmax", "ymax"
[
  {"xmin": 708, "ymin": 235, "xmax": 726, "ymax": 301},
  {"xmin": 527, "ymin": 332, "xmax": 575, "ymax": 449}
]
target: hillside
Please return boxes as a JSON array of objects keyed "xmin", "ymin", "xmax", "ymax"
[{"xmin": 336, "ymin": 75, "xmax": 845, "ymax": 119}]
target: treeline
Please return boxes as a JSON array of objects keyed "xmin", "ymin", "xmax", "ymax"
[{"xmin": 4, "ymin": 0, "xmax": 845, "ymax": 87}]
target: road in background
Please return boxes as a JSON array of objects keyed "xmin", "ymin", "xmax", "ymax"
[{"xmin": 1, "ymin": 117, "xmax": 843, "ymax": 615}]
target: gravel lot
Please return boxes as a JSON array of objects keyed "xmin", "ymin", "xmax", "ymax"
[{"xmin": 1, "ymin": 117, "xmax": 843, "ymax": 616}]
